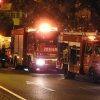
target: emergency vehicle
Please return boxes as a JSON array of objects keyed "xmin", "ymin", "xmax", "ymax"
[
  {"xmin": 11, "ymin": 23, "xmax": 59, "ymax": 72},
  {"xmin": 56, "ymin": 31, "xmax": 100, "ymax": 83}
]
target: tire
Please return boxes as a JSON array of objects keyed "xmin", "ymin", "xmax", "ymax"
[
  {"xmin": 27, "ymin": 55, "xmax": 36, "ymax": 73},
  {"xmin": 28, "ymin": 61, "xmax": 33, "ymax": 72},
  {"xmin": 56, "ymin": 68, "xmax": 63, "ymax": 73},
  {"xmin": 63, "ymin": 64, "xmax": 75, "ymax": 79},
  {"xmin": 14, "ymin": 56, "xmax": 17, "ymax": 68},
  {"xmin": 89, "ymin": 68, "xmax": 99, "ymax": 83}
]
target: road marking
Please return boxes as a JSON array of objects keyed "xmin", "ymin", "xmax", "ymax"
[
  {"xmin": 0, "ymin": 85, "xmax": 26, "ymax": 100},
  {"xmin": 26, "ymin": 81, "xmax": 55, "ymax": 92},
  {"xmin": 79, "ymin": 87, "xmax": 97, "ymax": 92}
]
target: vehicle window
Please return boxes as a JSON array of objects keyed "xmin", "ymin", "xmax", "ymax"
[
  {"xmin": 28, "ymin": 33, "xmax": 35, "ymax": 44},
  {"xmin": 94, "ymin": 46, "xmax": 100, "ymax": 54},
  {"xmin": 85, "ymin": 46, "xmax": 92, "ymax": 54},
  {"xmin": 36, "ymin": 31, "xmax": 58, "ymax": 44}
]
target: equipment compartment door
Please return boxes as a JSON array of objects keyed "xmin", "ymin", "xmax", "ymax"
[
  {"xmin": 84, "ymin": 42, "xmax": 92, "ymax": 73},
  {"xmin": 58, "ymin": 42, "xmax": 68, "ymax": 61}
]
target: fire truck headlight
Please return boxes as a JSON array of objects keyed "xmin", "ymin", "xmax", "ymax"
[{"xmin": 36, "ymin": 59, "xmax": 45, "ymax": 66}]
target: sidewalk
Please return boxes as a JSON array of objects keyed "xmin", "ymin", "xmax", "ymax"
[
  {"xmin": 0, "ymin": 63, "xmax": 13, "ymax": 100},
  {"xmin": 0, "ymin": 62, "xmax": 14, "ymax": 70},
  {"xmin": 0, "ymin": 93, "xmax": 10, "ymax": 100}
]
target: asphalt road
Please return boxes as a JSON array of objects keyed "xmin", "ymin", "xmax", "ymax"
[{"xmin": 0, "ymin": 66, "xmax": 100, "ymax": 100}]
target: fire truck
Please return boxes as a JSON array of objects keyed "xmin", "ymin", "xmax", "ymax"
[
  {"xmin": 11, "ymin": 23, "xmax": 59, "ymax": 72},
  {"xmin": 56, "ymin": 31, "xmax": 100, "ymax": 83}
]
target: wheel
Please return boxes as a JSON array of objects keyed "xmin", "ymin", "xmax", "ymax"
[
  {"xmin": 56, "ymin": 68, "xmax": 63, "ymax": 73},
  {"xmin": 28, "ymin": 61, "xmax": 32, "ymax": 71},
  {"xmin": 63, "ymin": 64, "xmax": 75, "ymax": 79},
  {"xmin": 14, "ymin": 56, "xmax": 17, "ymax": 68},
  {"xmin": 89, "ymin": 68, "xmax": 99, "ymax": 83},
  {"xmin": 27, "ymin": 55, "xmax": 36, "ymax": 72},
  {"xmin": 27, "ymin": 55, "xmax": 32, "ymax": 72}
]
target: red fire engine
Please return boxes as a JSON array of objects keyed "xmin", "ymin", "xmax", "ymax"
[
  {"xmin": 56, "ymin": 31, "xmax": 100, "ymax": 83},
  {"xmin": 11, "ymin": 23, "xmax": 59, "ymax": 72}
]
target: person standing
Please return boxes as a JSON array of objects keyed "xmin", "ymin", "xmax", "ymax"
[
  {"xmin": 0, "ymin": 46, "xmax": 6, "ymax": 68},
  {"xmin": 60, "ymin": 46, "xmax": 69, "ymax": 62}
]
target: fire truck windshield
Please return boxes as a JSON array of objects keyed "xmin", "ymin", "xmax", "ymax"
[
  {"xmin": 27, "ymin": 31, "xmax": 58, "ymax": 51},
  {"xmin": 28, "ymin": 32, "xmax": 35, "ymax": 44},
  {"xmin": 36, "ymin": 31, "xmax": 58, "ymax": 44}
]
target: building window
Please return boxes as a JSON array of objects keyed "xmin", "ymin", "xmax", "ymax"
[
  {"xmin": 16, "ymin": 12, "xmax": 20, "ymax": 18},
  {"xmin": 11, "ymin": 12, "xmax": 15, "ymax": 18},
  {"xmin": 10, "ymin": 12, "xmax": 20, "ymax": 18}
]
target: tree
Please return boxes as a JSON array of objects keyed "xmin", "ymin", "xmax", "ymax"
[
  {"xmin": 77, "ymin": 0, "xmax": 100, "ymax": 31},
  {"xmin": 8, "ymin": 0, "xmax": 78, "ymax": 31},
  {"xmin": 0, "ymin": 11, "xmax": 13, "ymax": 36}
]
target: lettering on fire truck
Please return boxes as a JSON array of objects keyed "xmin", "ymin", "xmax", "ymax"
[{"xmin": 44, "ymin": 47, "xmax": 58, "ymax": 52}]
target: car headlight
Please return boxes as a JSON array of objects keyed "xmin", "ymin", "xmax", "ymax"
[
  {"xmin": 2, "ymin": 59, "xmax": 5, "ymax": 60},
  {"xmin": 36, "ymin": 59, "xmax": 45, "ymax": 66}
]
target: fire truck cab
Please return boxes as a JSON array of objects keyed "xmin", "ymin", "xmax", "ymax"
[
  {"xmin": 11, "ymin": 23, "xmax": 59, "ymax": 72},
  {"xmin": 56, "ymin": 31, "xmax": 100, "ymax": 83}
]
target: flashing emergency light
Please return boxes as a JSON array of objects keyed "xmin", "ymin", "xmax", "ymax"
[
  {"xmin": 0, "ymin": 0, "xmax": 2, "ymax": 3},
  {"xmin": 39, "ymin": 23, "xmax": 51, "ymax": 33},
  {"xmin": 88, "ymin": 36, "xmax": 95, "ymax": 40},
  {"xmin": 28, "ymin": 28, "xmax": 37, "ymax": 32},
  {"xmin": 51, "ymin": 27, "xmax": 58, "ymax": 31},
  {"xmin": 27, "ymin": 23, "xmax": 58, "ymax": 32}
]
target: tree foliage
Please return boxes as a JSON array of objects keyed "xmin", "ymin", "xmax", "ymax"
[
  {"xmin": 77, "ymin": 0, "xmax": 100, "ymax": 31},
  {"xmin": 0, "ymin": 11, "xmax": 13, "ymax": 36},
  {"xmin": 8, "ymin": 0, "xmax": 100, "ymax": 31},
  {"xmin": 8, "ymin": 0, "xmax": 77, "ymax": 31}
]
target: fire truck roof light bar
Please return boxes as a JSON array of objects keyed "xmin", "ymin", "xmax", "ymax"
[
  {"xmin": 27, "ymin": 28, "xmax": 37, "ymax": 32},
  {"xmin": 27, "ymin": 27, "xmax": 58, "ymax": 32},
  {"xmin": 88, "ymin": 36, "xmax": 95, "ymax": 40},
  {"xmin": 62, "ymin": 32, "xmax": 98, "ymax": 36}
]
